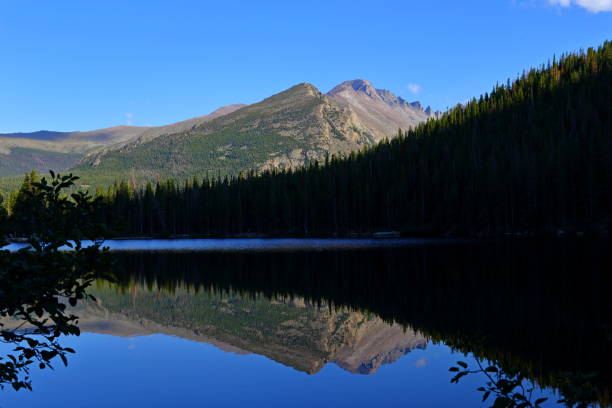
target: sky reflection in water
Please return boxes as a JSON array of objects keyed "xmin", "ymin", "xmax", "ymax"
[
  {"xmin": 3, "ymin": 237, "xmax": 461, "ymax": 252},
  {"xmin": 0, "ymin": 331, "xmax": 552, "ymax": 408}
]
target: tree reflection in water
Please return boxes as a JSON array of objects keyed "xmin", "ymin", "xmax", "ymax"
[{"xmin": 108, "ymin": 243, "xmax": 611, "ymax": 407}]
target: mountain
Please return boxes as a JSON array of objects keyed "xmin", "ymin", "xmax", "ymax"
[
  {"xmin": 112, "ymin": 104, "xmax": 248, "ymax": 147},
  {"xmin": 0, "ymin": 126, "xmax": 149, "ymax": 157},
  {"xmin": 0, "ymin": 104, "xmax": 246, "ymax": 178},
  {"xmin": 0, "ymin": 148, "xmax": 81, "ymax": 180},
  {"xmin": 0, "ymin": 126, "xmax": 148, "ymax": 177},
  {"xmin": 328, "ymin": 79, "xmax": 440, "ymax": 141},
  {"xmin": 0, "ymin": 79, "xmax": 434, "ymax": 188},
  {"xmin": 71, "ymin": 80, "xmax": 435, "ymax": 187}
]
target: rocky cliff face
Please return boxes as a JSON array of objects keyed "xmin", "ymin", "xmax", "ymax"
[
  {"xmin": 327, "ymin": 79, "xmax": 439, "ymax": 143},
  {"xmin": 332, "ymin": 318, "xmax": 426, "ymax": 374}
]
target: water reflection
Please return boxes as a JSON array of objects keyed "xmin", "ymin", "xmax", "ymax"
[
  {"xmin": 0, "ymin": 240, "xmax": 109, "ymax": 391},
  {"xmin": 78, "ymin": 285, "xmax": 427, "ymax": 375},
  {"xmin": 103, "ymin": 240, "xmax": 611, "ymax": 407},
  {"xmin": 1, "ymin": 239, "xmax": 610, "ymax": 407}
]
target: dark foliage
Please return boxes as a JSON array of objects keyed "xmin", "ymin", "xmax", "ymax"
[
  {"xmin": 0, "ymin": 172, "xmax": 111, "ymax": 391},
  {"xmin": 0, "ymin": 193, "xmax": 7, "ymax": 229},
  {"xmin": 449, "ymin": 359, "xmax": 550, "ymax": 408}
]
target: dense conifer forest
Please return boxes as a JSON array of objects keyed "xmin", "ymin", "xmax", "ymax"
[{"xmin": 2, "ymin": 42, "xmax": 611, "ymax": 237}]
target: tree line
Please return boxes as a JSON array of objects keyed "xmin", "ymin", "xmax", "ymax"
[{"xmin": 2, "ymin": 41, "xmax": 611, "ymax": 237}]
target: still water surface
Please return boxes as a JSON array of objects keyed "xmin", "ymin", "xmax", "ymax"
[
  {"xmin": 4, "ymin": 237, "xmax": 459, "ymax": 252},
  {"xmin": 1, "ymin": 239, "xmax": 610, "ymax": 407}
]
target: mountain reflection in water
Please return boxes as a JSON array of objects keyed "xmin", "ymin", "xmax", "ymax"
[{"xmin": 78, "ymin": 286, "xmax": 427, "ymax": 375}]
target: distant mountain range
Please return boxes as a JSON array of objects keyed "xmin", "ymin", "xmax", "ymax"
[{"xmin": 0, "ymin": 79, "xmax": 440, "ymax": 187}]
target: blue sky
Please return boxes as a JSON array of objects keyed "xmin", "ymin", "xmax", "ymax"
[{"xmin": 0, "ymin": 0, "xmax": 610, "ymax": 133}]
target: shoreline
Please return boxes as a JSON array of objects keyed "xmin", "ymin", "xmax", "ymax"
[{"xmin": 5, "ymin": 229, "xmax": 607, "ymax": 243}]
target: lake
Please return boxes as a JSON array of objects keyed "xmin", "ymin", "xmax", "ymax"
[
  {"xmin": 3, "ymin": 237, "xmax": 462, "ymax": 252},
  {"xmin": 1, "ymin": 239, "xmax": 610, "ymax": 407}
]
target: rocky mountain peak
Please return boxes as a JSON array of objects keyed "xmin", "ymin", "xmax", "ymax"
[
  {"xmin": 328, "ymin": 79, "xmax": 377, "ymax": 98},
  {"xmin": 328, "ymin": 79, "xmax": 429, "ymax": 113},
  {"xmin": 294, "ymin": 82, "xmax": 321, "ymax": 94},
  {"xmin": 325, "ymin": 79, "xmax": 434, "ymax": 143}
]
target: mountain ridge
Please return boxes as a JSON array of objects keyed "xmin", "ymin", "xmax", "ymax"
[
  {"xmin": 71, "ymin": 79, "xmax": 436, "ymax": 187},
  {"xmin": 327, "ymin": 79, "xmax": 440, "ymax": 142},
  {"xmin": 0, "ymin": 104, "xmax": 246, "ymax": 178},
  {"xmin": 0, "ymin": 79, "xmax": 437, "ymax": 187}
]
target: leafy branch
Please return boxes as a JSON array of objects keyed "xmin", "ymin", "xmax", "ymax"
[
  {"xmin": 0, "ymin": 171, "xmax": 111, "ymax": 391},
  {"xmin": 449, "ymin": 359, "xmax": 550, "ymax": 408}
]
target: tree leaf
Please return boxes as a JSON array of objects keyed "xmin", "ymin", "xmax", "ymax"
[{"xmin": 482, "ymin": 390, "xmax": 491, "ymax": 402}]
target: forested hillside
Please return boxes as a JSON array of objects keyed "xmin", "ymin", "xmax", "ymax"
[
  {"xmin": 0, "ymin": 126, "xmax": 149, "ymax": 177},
  {"xmin": 71, "ymin": 81, "xmax": 434, "ymax": 188},
  {"xmin": 4, "ymin": 42, "xmax": 611, "ymax": 237},
  {"xmin": 0, "ymin": 105, "xmax": 246, "ymax": 179}
]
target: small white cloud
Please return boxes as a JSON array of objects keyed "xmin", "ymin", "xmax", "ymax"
[
  {"xmin": 125, "ymin": 112, "xmax": 134, "ymax": 126},
  {"xmin": 415, "ymin": 358, "xmax": 428, "ymax": 368},
  {"xmin": 407, "ymin": 83, "xmax": 422, "ymax": 94},
  {"xmin": 549, "ymin": 0, "xmax": 612, "ymax": 12}
]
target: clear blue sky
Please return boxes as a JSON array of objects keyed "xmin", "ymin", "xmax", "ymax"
[{"xmin": 1, "ymin": 0, "xmax": 610, "ymax": 133}]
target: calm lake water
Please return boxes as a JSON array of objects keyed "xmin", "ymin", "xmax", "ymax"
[
  {"xmin": 1, "ymin": 239, "xmax": 610, "ymax": 407},
  {"xmin": 4, "ymin": 237, "xmax": 461, "ymax": 252}
]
